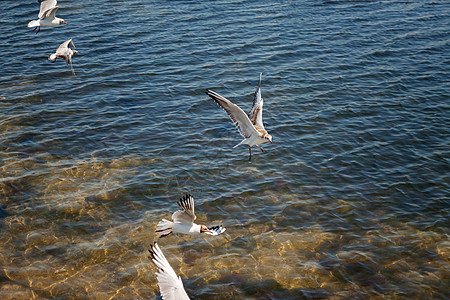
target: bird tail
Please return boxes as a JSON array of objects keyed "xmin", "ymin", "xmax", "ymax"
[
  {"xmin": 156, "ymin": 219, "xmax": 173, "ymax": 238},
  {"xmin": 233, "ymin": 139, "xmax": 246, "ymax": 148},
  {"xmin": 48, "ymin": 54, "xmax": 56, "ymax": 61},
  {"xmin": 28, "ymin": 20, "xmax": 39, "ymax": 28}
]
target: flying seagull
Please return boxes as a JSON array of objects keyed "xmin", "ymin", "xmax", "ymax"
[
  {"xmin": 148, "ymin": 243, "xmax": 190, "ymax": 300},
  {"xmin": 156, "ymin": 194, "xmax": 226, "ymax": 238},
  {"xmin": 48, "ymin": 39, "xmax": 79, "ymax": 75},
  {"xmin": 205, "ymin": 73, "xmax": 272, "ymax": 161},
  {"xmin": 28, "ymin": 0, "xmax": 68, "ymax": 34}
]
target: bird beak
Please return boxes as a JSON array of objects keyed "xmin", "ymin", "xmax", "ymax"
[
  {"xmin": 63, "ymin": 21, "xmax": 68, "ymax": 25},
  {"xmin": 269, "ymin": 140, "xmax": 272, "ymax": 144}
]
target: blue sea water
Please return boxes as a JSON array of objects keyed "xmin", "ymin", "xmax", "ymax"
[{"xmin": 0, "ymin": 0, "xmax": 449, "ymax": 298}]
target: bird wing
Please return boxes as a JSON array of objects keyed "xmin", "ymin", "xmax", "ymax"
[
  {"xmin": 38, "ymin": 0, "xmax": 57, "ymax": 19},
  {"xmin": 148, "ymin": 243, "xmax": 190, "ymax": 300},
  {"xmin": 56, "ymin": 39, "xmax": 73, "ymax": 53},
  {"xmin": 68, "ymin": 55, "xmax": 76, "ymax": 75},
  {"xmin": 248, "ymin": 73, "xmax": 265, "ymax": 130},
  {"xmin": 172, "ymin": 194, "xmax": 196, "ymax": 224},
  {"xmin": 206, "ymin": 90, "xmax": 259, "ymax": 139},
  {"xmin": 42, "ymin": 6, "xmax": 59, "ymax": 20}
]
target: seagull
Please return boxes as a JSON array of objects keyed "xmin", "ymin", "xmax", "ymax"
[
  {"xmin": 205, "ymin": 73, "xmax": 273, "ymax": 161},
  {"xmin": 48, "ymin": 39, "xmax": 79, "ymax": 75},
  {"xmin": 156, "ymin": 194, "xmax": 226, "ymax": 238},
  {"xmin": 148, "ymin": 243, "xmax": 190, "ymax": 300},
  {"xmin": 28, "ymin": 0, "xmax": 68, "ymax": 34}
]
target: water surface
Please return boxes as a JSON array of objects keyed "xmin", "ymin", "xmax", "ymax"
[{"xmin": 0, "ymin": 0, "xmax": 449, "ymax": 298}]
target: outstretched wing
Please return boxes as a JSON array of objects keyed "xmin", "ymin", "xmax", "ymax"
[
  {"xmin": 172, "ymin": 194, "xmax": 196, "ymax": 224},
  {"xmin": 68, "ymin": 56, "xmax": 76, "ymax": 75},
  {"xmin": 205, "ymin": 225, "xmax": 226, "ymax": 236},
  {"xmin": 248, "ymin": 73, "xmax": 265, "ymax": 130},
  {"xmin": 44, "ymin": 6, "xmax": 59, "ymax": 19},
  {"xmin": 205, "ymin": 90, "xmax": 259, "ymax": 139},
  {"xmin": 148, "ymin": 243, "xmax": 190, "ymax": 300},
  {"xmin": 56, "ymin": 39, "xmax": 73, "ymax": 53},
  {"xmin": 38, "ymin": 0, "xmax": 57, "ymax": 19}
]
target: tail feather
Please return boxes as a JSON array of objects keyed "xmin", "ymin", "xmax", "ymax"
[
  {"xmin": 48, "ymin": 54, "xmax": 56, "ymax": 61},
  {"xmin": 28, "ymin": 20, "xmax": 39, "ymax": 28},
  {"xmin": 156, "ymin": 219, "xmax": 173, "ymax": 238}
]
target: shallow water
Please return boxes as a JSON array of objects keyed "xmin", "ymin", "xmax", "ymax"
[{"xmin": 1, "ymin": 0, "xmax": 449, "ymax": 298}]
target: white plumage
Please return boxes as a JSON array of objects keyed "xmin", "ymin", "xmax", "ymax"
[
  {"xmin": 28, "ymin": 0, "xmax": 67, "ymax": 34},
  {"xmin": 206, "ymin": 73, "xmax": 273, "ymax": 160},
  {"xmin": 48, "ymin": 39, "xmax": 79, "ymax": 75},
  {"xmin": 156, "ymin": 194, "xmax": 226, "ymax": 237},
  {"xmin": 148, "ymin": 243, "xmax": 190, "ymax": 300}
]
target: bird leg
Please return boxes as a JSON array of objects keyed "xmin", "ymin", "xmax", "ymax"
[
  {"xmin": 35, "ymin": 26, "xmax": 40, "ymax": 34},
  {"xmin": 51, "ymin": 60, "xmax": 56, "ymax": 63},
  {"xmin": 248, "ymin": 146, "xmax": 252, "ymax": 161},
  {"xmin": 257, "ymin": 145, "xmax": 264, "ymax": 152},
  {"xmin": 32, "ymin": 27, "xmax": 37, "ymax": 32}
]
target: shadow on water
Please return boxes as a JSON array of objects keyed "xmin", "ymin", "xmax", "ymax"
[{"xmin": 0, "ymin": 205, "xmax": 10, "ymax": 221}]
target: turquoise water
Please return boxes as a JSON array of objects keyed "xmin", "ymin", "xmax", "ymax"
[{"xmin": 0, "ymin": 0, "xmax": 449, "ymax": 298}]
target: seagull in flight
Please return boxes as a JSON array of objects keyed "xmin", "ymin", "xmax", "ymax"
[
  {"xmin": 156, "ymin": 194, "xmax": 226, "ymax": 238},
  {"xmin": 206, "ymin": 73, "xmax": 272, "ymax": 161},
  {"xmin": 148, "ymin": 243, "xmax": 190, "ymax": 300},
  {"xmin": 28, "ymin": 0, "xmax": 68, "ymax": 34},
  {"xmin": 48, "ymin": 39, "xmax": 79, "ymax": 75}
]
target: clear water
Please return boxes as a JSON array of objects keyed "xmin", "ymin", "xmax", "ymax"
[{"xmin": 1, "ymin": 0, "xmax": 449, "ymax": 298}]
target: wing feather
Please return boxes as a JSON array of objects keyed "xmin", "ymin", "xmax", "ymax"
[
  {"xmin": 44, "ymin": 6, "xmax": 59, "ymax": 19},
  {"xmin": 38, "ymin": 0, "xmax": 57, "ymax": 19},
  {"xmin": 205, "ymin": 90, "xmax": 258, "ymax": 139},
  {"xmin": 56, "ymin": 39, "xmax": 72, "ymax": 53},
  {"xmin": 148, "ymin": 243, "xmax": 190, "ymax": 300},
  {"xmin": 172, "ymin": 194, "xmax": 196, "ymax": 224},
  {"xmin": 248, "ymin": 73, "xmax": 265, "ymax": 129}
]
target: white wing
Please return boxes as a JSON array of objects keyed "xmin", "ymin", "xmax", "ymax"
[
  {"xmin": 172, "ymin": 194, "xmax": 196, "ymax": 224},
  {"xmin": 204, "ymin": 225, "xmax": 226, "ymax": 236},
  {"xmin": 148, "ymin": 243, "xmax": 190, "ymax": 300},
  {"xmin": 68, "ymin": 56, "xmax": 75, "ymax": 75},
  {"xmin": 248, "ymin": 73, "xmax": 265, "ymax": 130},
  {"xmin": 43, "ymin": 6, "xmax": 59, "ymax": 20},
  {"xmin": 38, "ymin": 0, "xmax": 57, "ymax": 19},
  {"xmin": 56, "ymin": 39, "xmax": 73, "ymax": 53},
  {"xmin": 206, "ymin": 90, "xmax": 259, "ymax": 139}
]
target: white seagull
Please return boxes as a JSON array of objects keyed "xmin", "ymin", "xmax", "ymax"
[
  {"xmin": 156, "ymin": 194, "xmax": 226, "ymax": 238},
  {"xmin": 148, "ymin": 243, "xmax": 190, "ymax": 300},
  {"xmin": 28, "ymin": 0, "xmax": 68, "ymax": 34},
  {"xmin": 206, "ymin": 73, "xmax": 273, "ymax": 161},
  {"xmin": 48, "ymin": 39, "xmax": 79, "ymax": 75}
]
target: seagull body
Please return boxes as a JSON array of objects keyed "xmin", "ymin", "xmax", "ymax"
[
  {"xmin": 206, "ymin": 73, "xmax": 272, "ymax": 161},
  {"xmin": 156, "ymin": 194, "xmax": 226, "ymax": 238},
  {"xmin": 48, "ymin": 39, "xmax": 79, "ymax": 75},
  {"xmin": 148, "ymin": 243, "xmax": 190, "ymax": 300},
  {"xmin": 28, "ymin": 0, "xmax": 67, "ymax": 34}
]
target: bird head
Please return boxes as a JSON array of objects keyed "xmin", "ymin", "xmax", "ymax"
[
  {"xmin": 264, "ymin": 134, "xmax": 272, "ymax": 144},
  {"xmin": 59, "ymin": 19, "xmax": 68, "ymax": 25},
  {"xmin": 73, "ymin": 50, "xmax": 80, "ymax": 55}
]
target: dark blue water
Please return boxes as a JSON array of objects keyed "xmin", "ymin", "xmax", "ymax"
[{"xmin": 1, "ymin": 0, "xmax": 449, "ymax": 298}]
